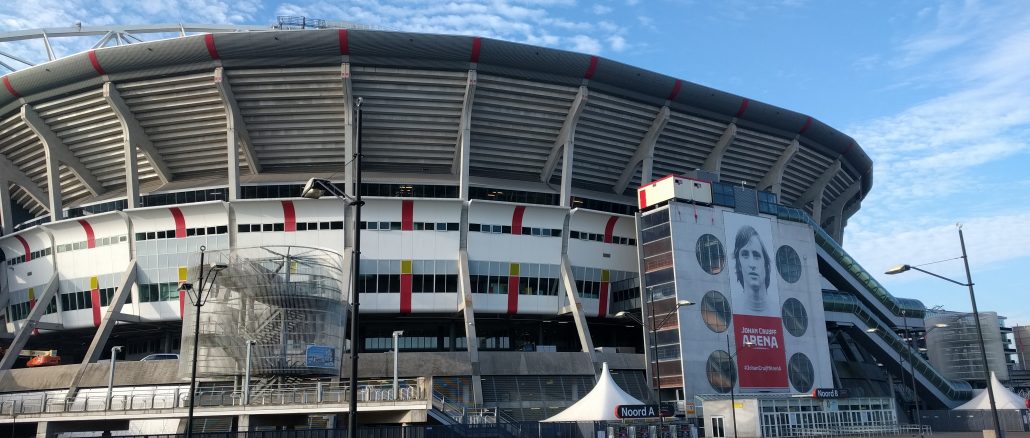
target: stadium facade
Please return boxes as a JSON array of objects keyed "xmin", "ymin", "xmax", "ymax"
[{"xmin": 0, "ymin": 25, "xmax": 975, "ymax": 436}]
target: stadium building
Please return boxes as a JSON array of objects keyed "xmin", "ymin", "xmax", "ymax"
[{"xmin": 0, "ymin": 21, "xmax": 974, "ymax": 436}]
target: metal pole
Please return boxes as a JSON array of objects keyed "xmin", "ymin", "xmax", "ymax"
[
  {"xmin": 185, "ymin": 250, "xmax": 205, "ymax": 438},
  {"xmin": 647, "ymin": 287, "xmax": 664, "ymax": 429},
  {"xmin": 347, "ymin": 97, "xmax": 364, "ymax": 438},
  {"xmin": 904, "ymin": 311, "xmax": 922, "ymax": 437},
  {"xmin": 244, "ymin": 340, "xmax": 254, "ymax": 405},
  {"xmin": 959, "ymin": 227, "xmax": 1003, "ymax": 438},
  {"xmin": 107, "ymin": 346, "xmax": 122, "ymax": 410},
  {"xmin": 727, "ymin": 335, "xmax": 738, "ymax": 438},
  {"xmin": 393, "ymin": 331, "xmax": 401, "ymax": 399}
]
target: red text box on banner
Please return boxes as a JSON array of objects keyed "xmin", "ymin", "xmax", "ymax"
[{"xmin": 734, "ymin": 314, "xmax": 788, "ymax": 390}]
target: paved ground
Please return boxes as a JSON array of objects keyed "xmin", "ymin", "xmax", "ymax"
[{"xmin": 881, "ymin": 433, "xmax": 1030, "ymax": 438}]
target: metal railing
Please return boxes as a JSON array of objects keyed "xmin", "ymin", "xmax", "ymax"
[
  {"xmin": 785, "ymin": 424, "xmax": 932, "ymax": 437},
  {"xmin": 0, "ymin": 379, "xmax": 426, "ymax": 418}
]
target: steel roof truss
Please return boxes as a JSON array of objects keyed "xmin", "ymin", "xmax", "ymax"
[{"xmin": 613, "ymin": 105, "xmax": 670, "ymax": 194}]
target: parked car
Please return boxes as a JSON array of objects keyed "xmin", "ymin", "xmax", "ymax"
[{"xmin": 140, "ymin": 353, "xmax": 179, "ymax": 361}]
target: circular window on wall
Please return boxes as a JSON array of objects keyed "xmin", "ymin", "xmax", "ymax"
[
  {"xmin": 701, "ymin": 291, "xmax": 732, "ymax": 333},
  {"xmin": 781, "ymin": 298, "xmax": 808, "ymax": 337},
  {"xmin": 776, "ymin": 245, "xmax": 802, "ymax": 283},
  {"xmin": 788, "ymin": 353, "xmax": 815, "ymax": 393},
  {"xmin": 696, "ymin": 234, "xmax": 725, "ymax": 275},
  {"xmin": 706, "ymin": 350, "xmax": 736, "ymax": 394}
]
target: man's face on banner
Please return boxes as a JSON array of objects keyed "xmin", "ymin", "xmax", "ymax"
[{"xmin": 738, "ymin": 235, "xmax": 766, "ymax": 295}]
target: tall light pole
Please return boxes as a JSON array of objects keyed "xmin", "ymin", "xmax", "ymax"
[
  {"xmin": 180, "ymin": 247, "xmax": 228, "ymax": 438},
  {"xmin": 616, "ymin": 298, "xmax": 694, "ymax": 432},
  {"xmin": 301, "ymin": 96, "xmax": 364, "ymax": 438},
  {"xmin": 106, "ymin": 345, "xmax": 123, "ymax": 410},
  {"xmin": 243, "ymin": 339, "xmax": 255, "ymax": 406},
  {"xmin": 885, "ymin": 225, "xmax": 1003, "ymax": 438},
  {"xmin": 724, "ymin": 335, "xmax": 755, "ymax": 438},
  {"xmin": 392, "ymin": 330, "xmax": 403, "ymax": 399}
]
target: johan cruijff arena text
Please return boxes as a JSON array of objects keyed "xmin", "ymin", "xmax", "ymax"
[{"xmin": 0, "ymin": 24, "xmax": 969, "ymax": 434}]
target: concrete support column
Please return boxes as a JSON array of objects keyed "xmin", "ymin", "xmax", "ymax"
[
  {"xmin": 454, "ymin": 70, "xmax": 476, "ymax": 200},
  {"xmin": 238, "ymin": 414, "xmax": 251, "ymax": 432},
  {"xmin": 701, "ymin": 122, "xmax": 737, "ymax": 174},
  {"xmin": 36, "ymin": 420, "xmax": 52, "ymax": 438},
  {"xmin": 0, "ymin": 177, "xmax": 11, "ymax": 234},
  {"xmin": 756, "ymin": 138, "xmax": 799, "ymax": 199}
]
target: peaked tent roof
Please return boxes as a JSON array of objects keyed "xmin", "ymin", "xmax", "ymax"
[
  {"xmin": 542, "ymin": 362, "xmax": 645, "ymax": 422},
  {"xmin": 954, "ymin": 372, "xmax": 1029, "ymax": 410}
]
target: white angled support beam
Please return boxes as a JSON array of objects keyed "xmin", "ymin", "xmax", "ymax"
[
  {"xmin": 21, "ymin": 105, "xmax": 104, "ymax": 220},
  {"xmin": 613, "ymin": 106, "xmax": 670, "ymax": 194},
  {"xmin": 215, "ymin": 68, "xmax": 260, "ymax": 175},
  {"xmin": 341, "ymin": 63, "xmax": 356, "ymax": 197},
  {"xmin": 701, "ymin": 122, "xmax": 737, "ymax": 174},
  {"xmin": 756, "ymin": 139, "xmax": 799, "ymax": 199},
  {"xmin": 0, "ymin": 153, "xmax": 47, "ymax": 208},
  {"xmin": 67, "ymin": 259, "xmax": 138, "ymax": 397},
  {"xmin": 824, "ymin": 181, "xmax": 861, "ymax": 243},
  {"xmin": 457, "ymin": 248, "xmax": 483, "ymax": 403},
  {"xmin": 0, "ymin": 275, "xmax": 59, "ymax": 370},
  {"xmin": 794, "ymin": 159, "xmax": 841, "ymax": 223},
  {"xmin": 540, "ymin": 86, "xmax": 589, "ymax": 197},
  {"xmin": 559, "ymin": 254, "xmax": 598, "ymax": 361},
  {"xmin": 453, "ymin": 70, "xmax": 477, "ymax": 200},
  {"xmin": 104, "ymin": 83, "xmax": 171, "ymax": 208},
  {"xmin": 0, "ymin": 178, "xmax": 10, "ymax": 234}
]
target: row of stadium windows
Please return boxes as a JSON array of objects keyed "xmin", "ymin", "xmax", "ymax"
[
  {"xmin": 238, "ymin": 222, "xmax": 344, "ymax": 232},
  {"xmin": 56, "ymin": 235, "xmax": 128, "ymax": 253},
  {"xmin": 5, "ymin": 247, "xmax": 51, "ymax": 265},
  {"xmin": 135, "ymin": 226, "xmax": 230, "ymax": 241}
]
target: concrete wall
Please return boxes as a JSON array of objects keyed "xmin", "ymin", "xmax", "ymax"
[{"xmin": 0, "ymin": 361, "xmax": 179, "ymax": 392}]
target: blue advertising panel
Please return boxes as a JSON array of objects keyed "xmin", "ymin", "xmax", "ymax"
[{"xmin": 305, "ymin": 345, "xmax": 335, "ymax": 369}]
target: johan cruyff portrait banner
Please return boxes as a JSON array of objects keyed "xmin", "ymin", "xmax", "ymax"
[{"xmin": 724, "ymin": 212, "xmax": 788, "ymax": 390}]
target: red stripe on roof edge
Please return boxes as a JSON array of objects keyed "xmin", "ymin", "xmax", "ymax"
[
  {"xmin": 3, "ymin": 77, "xmax": 20, "ymax": 98},
  {"xmin": 470, "ymin": 37, "xmax": 482, "ymax": 63},
  {"xmin": 339, "ymin": 29, "xmax": 349, "ymax": 55},
  {"xmin": 204, "ymin": 34, "xmax": 221, "ymax": 60},
  {"xmin": 667, "ymin": 79, "xmax": 683, "ymax": 101},
  {"xmin": 735, "ymin": 99, "xmax": 750, "ymax": 118},
  {"xmin": 799, "ymin": 117, "xmax": 813, "ymax": 134},
  {"xmin": 88, "ymin": 50, "xmax": 106, "ymax": 75},
  {"xmin": 584, "ymin": 56, "xmax": 599, "ymax": 79}
]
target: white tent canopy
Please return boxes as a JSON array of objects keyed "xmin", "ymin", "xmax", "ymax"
[
  {"xmin": 954, "ymin": 372, "xmax": 1029, "ymax": 410},
  {"xmin": 542, "ymin": 362, "xmax": 646, "ymax": 422}
]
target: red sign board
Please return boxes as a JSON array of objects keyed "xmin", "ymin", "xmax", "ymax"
[{"xmin": 734, "ymin": 314, "xmax": 788, "ymax": 390}]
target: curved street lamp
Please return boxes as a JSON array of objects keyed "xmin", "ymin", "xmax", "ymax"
[
  {"xmin": 180, "ymin": 246, "xmax": 228, "ymax": 438},
  {"xmin": 616, "ymin": 298, "xmax": 694, "ymax": 432},
  {"xmin": 885, "ymin": 225, "xmax": 1002, "ymax": 438}
]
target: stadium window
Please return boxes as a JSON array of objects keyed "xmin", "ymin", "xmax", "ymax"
[
  {"xmin": 298, "ymin": 222, "xmax": 308, "ymax": 231},
  {"xmin": 331, "ymin": 221, "xmax": 344, "ymax": 230}
]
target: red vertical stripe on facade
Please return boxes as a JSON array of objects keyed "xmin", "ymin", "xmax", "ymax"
[
  {"xmin": 584, "ymin": 56, "xmax": 599, "ymax": 79},
  {"xmin": 470, "ymin": 37, "xmax": 482, "ymax": 62},
  {"xmin": 598, "ymin": 282, "xmax": 609, "ymax": 318},
  {"xmin": 3, "ymin": 77, "xmax": 20, "ymax": 98},
  {"xmin": 88, "ymin": 50, "xmax": 106, "ymax": 75},
  {"xmin": 14, "ymin": 235, "xmax": 30, "ymax": 261},
  {"xmin": 204, "ymin": 34, "xmax": 220, "ymax": 60},
  {"xmin": 400, "ymin": 274, "xmax": 412, "ymax": 314},
  {"xmin": 339, "ymin": 29, "xmax": 349, "ymax": 55},
  {"xmin": 401, "ymin": 200, "xmax": 414, "ymax": 231},
  {"xmin": 603, "ymin": 216, "xmax": 618, "ymax": 243},
  {"xmin": 179, "ymin": 290, "xmax": 186, "ymax": 320},
  {"xmin": 282, "ymin": 201, "xmax": 297, "ymax": 232},
  {"xmin": 511, "ymin": 206, "xmax": 526, "ymax": 235},
  {"xmin": 169, "ymin": 207, "xmax": 186, "ymax": 238},
  {"xmin": 638, "ymin": 190, "xmax": 647, "ymax": 209},
  {"xmin": 90, "ymin": 289, "xmax": 101, "ymax": 327},
  {"xmin": 799, "ymin": 117, "xmax": 813, "ymax": 134},
  {"xmin": 507, "ymin": 276, "xmax": 520, "ymax": 314},
  {"xmin": 78, "ymin": 220, "xmax": 96, "ymax": 248}
]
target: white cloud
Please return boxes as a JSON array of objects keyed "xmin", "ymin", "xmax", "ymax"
[
  {"xmin": 570, "ymin": 34, "xmax": 602, "ymax": 54},
  {"xmin": 607, "ymin": 34, "xmax": 627, "ymax": 52},
  {"xmin": 593, "ymin": 5, "xmax": 612, "ymax": 15}
]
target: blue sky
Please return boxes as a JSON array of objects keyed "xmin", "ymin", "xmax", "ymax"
[{"xmin": 2, "ymin": 0, "xmax": 1029, "ymax": 324}]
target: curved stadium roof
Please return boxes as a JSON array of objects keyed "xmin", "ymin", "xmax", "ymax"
[{"xmin": 0, "ymin": 28, "xmax": 870, "ymax": 232}]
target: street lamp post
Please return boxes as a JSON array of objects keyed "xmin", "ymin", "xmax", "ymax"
[
  {"xmin": 180, "ymin": 247, "xmax": 228, "ymax": 438},
  {"xmin": 392, "ymin": 330, "xmax": 404, "ymax": 399},
  {"xmin": 106, "ymin": 345, "xmax": 123, "ymax": 410},
  {"xmin": 616, "ymin": 298, "xmax": 694, "ymax": 433},
  {"xmin": 244, "ymin": 339, "xmax": 256, "ymax": 406},
  {"xmin": 724, "ymin": 335, "xmax": 755, "ymax": 438},
  {"xmin": 300, "ymin": 96, "xmax": 364, "ymax": 438},
  {"xmin": 885, "ymin": 225, "xmax": 1003, "ymax": 438}
]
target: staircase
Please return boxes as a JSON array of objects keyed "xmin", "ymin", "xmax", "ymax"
[{"xmin": 430, "ymin": 391, "xmax": 523, "ymax": 438}]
